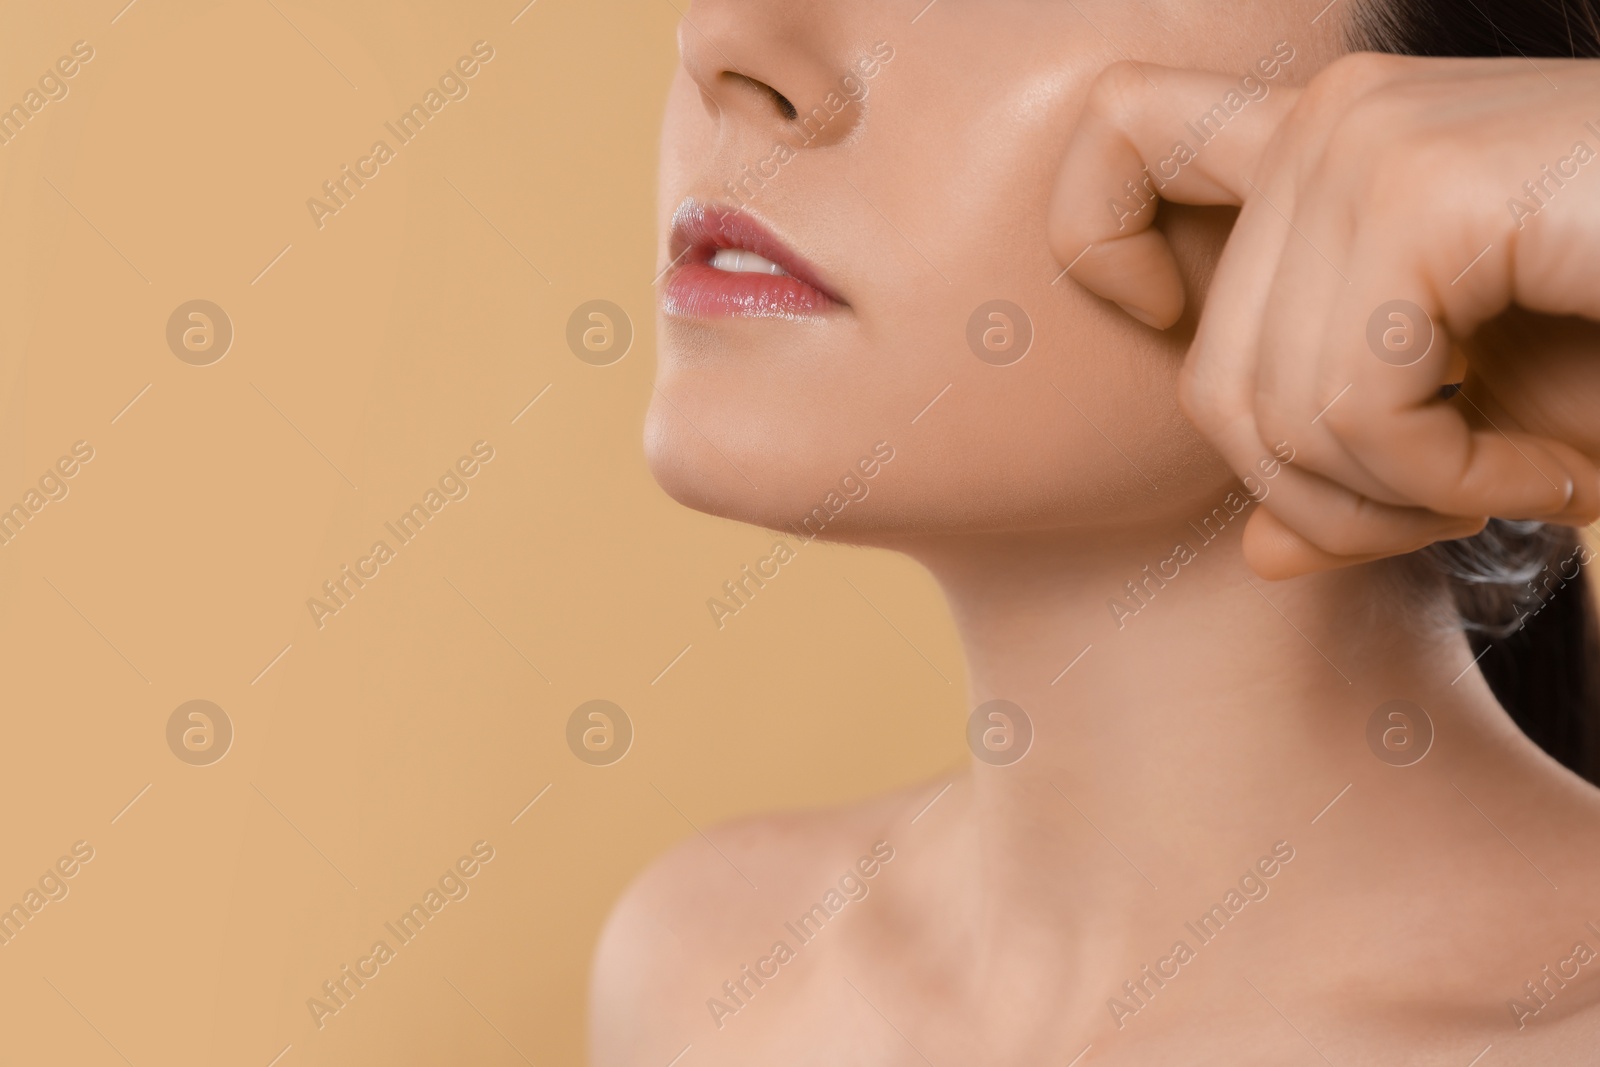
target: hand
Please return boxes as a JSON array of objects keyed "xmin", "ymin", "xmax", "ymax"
[{"xmin": 1047, "ymin": 52, "xmax": 1600, "ymax": 579}]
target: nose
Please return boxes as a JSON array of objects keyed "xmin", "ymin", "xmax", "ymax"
[{"xmin": 678, "ymin": 1, "xmax": 867, "ymax": 149}]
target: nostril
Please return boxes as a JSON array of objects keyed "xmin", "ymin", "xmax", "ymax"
[
  {"xmin": 768, "ymin": 88, "xmax": 797, "ymax": 121},
  {"xmin": 723, "ymin": 72, "xmax": 797, "ymax": 121}
]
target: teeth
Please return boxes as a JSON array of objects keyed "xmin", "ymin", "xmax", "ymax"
[{"xmin": 710, "ymin": 248, "xmax": 790, "ymax": 276}]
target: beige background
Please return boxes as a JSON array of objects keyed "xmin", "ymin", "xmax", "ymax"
[{"xmin": 0, "ymin": 2, "xmax": 967, "ymax": 1064}]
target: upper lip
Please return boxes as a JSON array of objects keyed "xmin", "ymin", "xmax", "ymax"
[{"xmin": 666, "ymin": 198, "xmax": 846, "ymax": 305}]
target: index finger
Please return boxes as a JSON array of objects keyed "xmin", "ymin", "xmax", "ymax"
[{"xmin": 1047, "ymin": 61, "xmax": 1300, "ymax": 328}]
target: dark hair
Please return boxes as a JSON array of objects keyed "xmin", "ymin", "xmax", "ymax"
[{"xmin": 1353, "ymin": 0, "xmax": 1600, "ymax": 783}]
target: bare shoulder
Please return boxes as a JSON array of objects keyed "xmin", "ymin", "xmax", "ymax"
[{"xmin": 587, "ymin": 781, "xmax": 929, "ymax": 1066}]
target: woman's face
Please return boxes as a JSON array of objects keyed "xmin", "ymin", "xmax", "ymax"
[{"xmin": 649, "ymin": 0, "xmax": 1342, "ymax": 543}]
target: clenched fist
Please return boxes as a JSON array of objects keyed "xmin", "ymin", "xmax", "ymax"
[{"xmin": 1050, "ymin": 53, "xmax": 1600, "ymax": 579}]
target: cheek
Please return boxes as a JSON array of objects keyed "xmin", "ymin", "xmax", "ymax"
[
  {"xmin": 867, "ymin": 335, "xmax": 1222, "ymax": 533},
  {"xmin": 649, "ymin": 283, "xmax": 1224, "ymax": 537},
  {"xmin": 650, "ymin": 20, "xmax": 1237, "ymax": 538},
  {"xmin": 847, "ymin": 54, "xmax": 1241, "ymax": 527}
]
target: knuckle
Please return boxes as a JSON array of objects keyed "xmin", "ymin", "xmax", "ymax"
[
  {"xmin": 1309, "ymin": 518, "xmax": 1372, "ymax": 557},
  {"xmin": 1322, "ymin": 91, "xmax": 1401, "ymax": 165},
  {"xmin": 1307, "ymin": 51, "xmax": 1411, "ymax": 107},
  {"xmin": 1307, "ymin": 495, "xmax": 1401, "ymax": 557},
  {"xmin": 1253, "ymin": 405, "xmax": 1296, "ymax": 457},
  {"xmin": 1176, "ymin": 363, "xmax": 1223, "ymax": 434},
  {"xmin": 1295, "ymin": 65, "xmax": 1464, "ymax": 225},
  {"xmin": 1084, "ymin": 61, "xmax": 1154, "ymax": 127},
  {"xmin": 1318, "ymin": 392, "xmax": 1367, "ymax": 438},
  {"xmin": 1288, "ymin": 53, "xmax": 1414, "ymax": 174}
]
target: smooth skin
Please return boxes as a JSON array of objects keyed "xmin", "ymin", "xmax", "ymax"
[{"xmin": 593, "ymin": 2, "xmax": 1600, "ymax": 1063}]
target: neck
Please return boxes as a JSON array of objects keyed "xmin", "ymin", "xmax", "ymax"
[{"xmin": 895, "ymin": 517, "xmax": 1512, "ymax": 894}]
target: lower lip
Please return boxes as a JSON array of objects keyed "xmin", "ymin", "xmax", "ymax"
[{"xmin": 663, "ymin": 258, "xmax": 837, "ymax": 319}]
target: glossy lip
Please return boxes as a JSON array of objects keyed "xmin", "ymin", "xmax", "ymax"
[{"xmin": 661, "ymin": 199, "xmax": 847, "ymax": 319}]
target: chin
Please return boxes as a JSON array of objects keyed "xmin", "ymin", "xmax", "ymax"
[
  {"xmin": 643, "ymin": 403, "xmax": 747, "ymax": 521},
  {"xmin": 641, "ymin": 399, "xmax": 800, "ymax": 534},
  {"xmin": 645, "ymin": 392, "xmax": 920, "ymax": 547}
]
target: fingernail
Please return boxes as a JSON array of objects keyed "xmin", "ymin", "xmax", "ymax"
[
  {"xmin": 1116, "ymin": 302, "xmax": 1167, "ymax": 330},
  {"xmin": 1532, "ymin": 506, "xmax": 1600, "ymax": 526}
]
